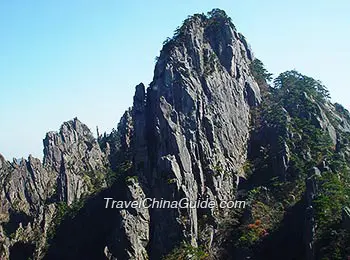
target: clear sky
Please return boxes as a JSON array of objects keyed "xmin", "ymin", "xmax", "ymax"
[{"xmin": 1, "ymin": 0, "xmax": 349, "ymax": 160}]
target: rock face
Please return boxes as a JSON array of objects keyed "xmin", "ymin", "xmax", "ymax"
[
  {"xmin": 0, "ymin": 153, "xmax": 58, "ymax": 258},
  {"xmin": 43, "ymin": 118, "xmax": 108, "ymax": 205},
  {"xmin": 0, "ymin": 118, "xmax": 109, "ymax": 259},
  {"xmin": 105, "ymin": 11, "xmax": 261, "ymax": 259},
  {"xmin": 0, "ymin": 11, "xmax": 262, "ymax": 260},
  {"xmin": 1, "ymin": 8, "xmax": 350, "ymax": 260},
  {"xmin": 116, "ymin": 179, "xmax": 150, "ymax": 260}
]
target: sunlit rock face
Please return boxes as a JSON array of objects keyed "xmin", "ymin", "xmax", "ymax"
[
  {"xmin": 1, "ymin": 9, "xmax": 350, "ymax": 260},
  {"xmin": 110, "ymin": 10, "xmax": 261, "ymax": 259}
]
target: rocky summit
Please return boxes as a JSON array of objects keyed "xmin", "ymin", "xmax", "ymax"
[{"xmin": 1, "ymin": 9, "xmax": 350, "ymax": 260}]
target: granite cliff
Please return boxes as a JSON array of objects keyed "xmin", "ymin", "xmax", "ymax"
[{"xmin": 1, "ymin": 9, "xmax": 349, "ymax": 260}]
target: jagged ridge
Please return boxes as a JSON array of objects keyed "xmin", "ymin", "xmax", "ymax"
[{"xmin": 0, "ymin": 9, "xmax": 350, "ymax": 260}]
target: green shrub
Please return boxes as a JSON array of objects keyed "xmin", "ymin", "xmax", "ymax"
[{"xmin": 163, "ymin": 242, "xmax": 208, "ymax": 260}]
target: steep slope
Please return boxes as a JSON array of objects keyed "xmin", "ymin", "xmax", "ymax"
[
  {"xmin": 1, "ymin": 8, "xmax": 349, "ymax": 260},
  {"xmin": 220, "ymin": 68, "xmax": 350, "ymax": 260},
  {"xmin": 104, "ymin": 9, "xmax": 261, "ymax": 259},
  {"xmin": 0, "ymin": 118, "xmax": 110, "ymax": 259}
]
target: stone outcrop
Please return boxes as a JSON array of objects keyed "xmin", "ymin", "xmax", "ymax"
[
  {"xmin": 43, "ymin": 117, "xmax": 108, "ymax": 205},
  {"xmin": 106, "ymin": 11, "xmax": 261, "ymax": 259},
  {"xmin": 0, "ymin": 8, "xmax": 349, "ymax": 260},
  {"xmin": 0, "ymin": 118, "xmax": 109, "ymax": 259}
]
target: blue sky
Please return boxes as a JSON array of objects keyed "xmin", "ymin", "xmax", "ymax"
[{"xmin": 1, "ymin": 0, "xmax": 349, "ymax": 160}]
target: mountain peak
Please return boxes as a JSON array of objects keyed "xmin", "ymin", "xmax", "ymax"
[{"xmin": 1, "ymin": 9, "xmax": 350, "ymax": 260}]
